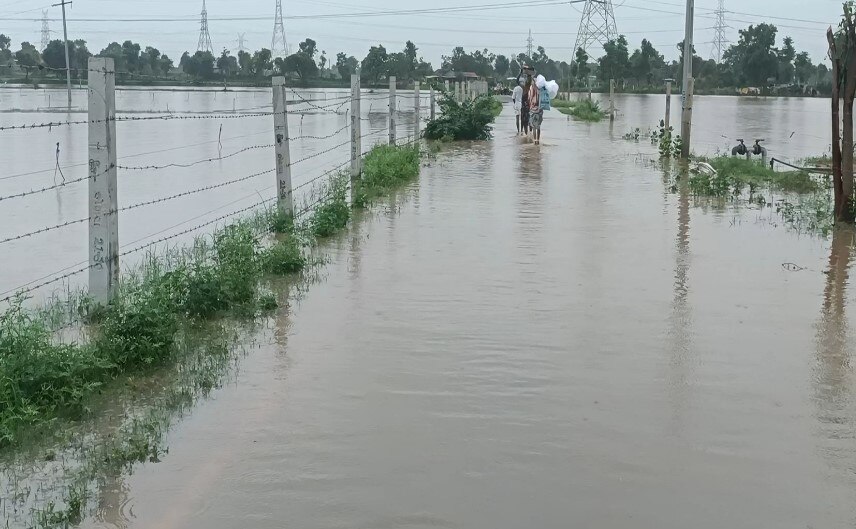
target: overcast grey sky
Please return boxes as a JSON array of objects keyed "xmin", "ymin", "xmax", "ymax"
[{"xmin": 0, "ymin": 0, "xmax": 845, "ymax": 67}]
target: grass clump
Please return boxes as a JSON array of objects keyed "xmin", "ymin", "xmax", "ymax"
[
  {"xmin": 556, "ymin": 99, "xmax": 607, "ymax": 122},
  {"xmin": 260, "ymin": 237, "xmax": 306, "ymax": 275},
  {"xmin": 310, "ymin": 174, "xmax": 351, "ymax": 238},
  {"xmin": 0, "ymin": 302, "xmax": 111, "ymax": 446},
  {"xmin": 423, "ymin": 93, "xmax": 499, "ymax": 141},
  {"xmin": 691, "ymin": 156, "xmax": 821, "ymax": 196},
  {"xmin": 353, "ymin": 145, "xmax": 421, "ymax": 208}
]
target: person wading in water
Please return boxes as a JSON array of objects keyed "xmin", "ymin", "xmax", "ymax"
[
  {"xmin": 519, "ymin": 64, "xmax": 534, "ymax": 137},
  {"xmin": 528, "ymin": 76, "xmax": 543, "ymax": 145}
]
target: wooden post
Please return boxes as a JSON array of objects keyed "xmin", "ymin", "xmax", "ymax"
[
  {"xmin": 272, "ymin": 77, "xmax": 293, "ymax": 216},
  {"xmin": 351, "ymin": 69, "xmax": 362, "ymax": 179},
  {"xmin": 414, "ymin": 81, "xmax": 421, "ymax": 140},
  {"xmin": 609, "ymin": 78, "xmax": 616, "ymax": 121},
  {"xmin": 430, "ymin": 86, "xmax": 436, "ymax": 120},
  {"xmin": 665, "ymin": 80, "xmax": 672, "ymax": 130},
  {"xmin": 389, "ymin": 76, "xmax": 397, "ymax": 145},
  {"xmin": 680, "ymin": 77, "xmax": 694, "ymax": 158},
  {"xmin": 88, "ymin": 57, "xmax": 118, "ymax": 303}
]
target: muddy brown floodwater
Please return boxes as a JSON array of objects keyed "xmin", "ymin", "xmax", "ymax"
[{"xmin": 4, "ymin": 90, "xmax": 856, "ymax": 528}]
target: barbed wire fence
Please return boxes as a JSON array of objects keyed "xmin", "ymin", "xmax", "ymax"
[{"xmin": 0, "ymin": 59, "xmax": 435, "ymax": 307}]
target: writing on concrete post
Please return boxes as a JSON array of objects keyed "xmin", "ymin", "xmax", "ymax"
[
  {"xmin": 272, "ymin": 77, "xmax": 294, "ymax": 216},
  {"xmin": 88, "ymin": 57, "xmax": 119, "ymax": 303}
]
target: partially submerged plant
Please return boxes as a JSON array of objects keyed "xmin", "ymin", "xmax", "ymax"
[{"xmin": 423, "ymin": 93, "xmax": 499, "ymax": 141}]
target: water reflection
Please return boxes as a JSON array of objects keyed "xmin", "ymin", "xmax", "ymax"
[
  {"xmin": 667, "ymin": 163, "xmax": 693, "ymax": 433},
  {"xmin": 814, "ymin": 227, "xmax": 855, "ymax": 427}
]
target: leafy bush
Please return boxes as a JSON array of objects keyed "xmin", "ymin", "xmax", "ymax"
[
  {"xmin": 213, "ymin": 223, "xmax": 261, "ymax": 305},
  {"xmin": 260, "ymin": 237, "xmax": 306, "ymax": 275},
  {"xmin": 310, "ymin": 175, "xmax": 351, "ymax": 238},
  {"xmin": 556, "ymin": 99, "xmax": 606, "ymax": 122},
  {"xmin": 690, "ymin": 156, "xmax": 821, "ymax": 196},
  {"xmin": 96, "ymin": 289, "xmax": 179, "ymax": 370},
  {"xmin": 423, "ymin": 94, "xmax": 499, "ymax": 141},
  {"xmin": 353, "ymin": 145, "xmax": 421, "ymax": 208},
  {"xmin": 0, "ymin": 301, "xmax": 111, "ymax": 445}
]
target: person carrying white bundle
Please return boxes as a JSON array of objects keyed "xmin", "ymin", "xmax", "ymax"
[{"xmin": 528, "ymin": 74, "xmax": 556, "ymax": 145}]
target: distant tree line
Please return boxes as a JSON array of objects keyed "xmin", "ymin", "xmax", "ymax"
[{"xmin": 0, "ymin": 22, "xmax": 834, "ymax": 94}]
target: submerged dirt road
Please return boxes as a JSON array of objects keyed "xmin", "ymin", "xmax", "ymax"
[{"xmin": 84, "ymin": 107, "xmax": 856, "ymax": 528}]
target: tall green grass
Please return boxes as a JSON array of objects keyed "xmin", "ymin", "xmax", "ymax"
[
  {"xmin": 353, "ymin": 145, "xmax": 421, "ymax": 208},
  {"xmin": 690, "ymin": 156, "xmax": 823, "ymax": 196},
  {"xmin": 0, "ymin": 145, "xmax": 423, "ymax": 451}
]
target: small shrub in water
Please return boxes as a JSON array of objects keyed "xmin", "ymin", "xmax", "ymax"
[
  {"xmin": 261, "ymin": 237, "xmax": 306, "ymax": 275},
  {"xmin": 423, "ymin": 94, "xmax": 498, "ymax": 141},
  {"xmin": 214, "ymin": 223, "xmax": 261, "ymax": 305},
  {"xmin": 353, "ymin": 145, "xmax": 421, "ymax": 208},
  {"xmin": 96, "ymin": 289, "xmax": 179, "ymax": 370},
  {"xmin": 267, "ymin": 208, "xmax": 294, "ymax": 234},
  {"xmin": 310, "ymin": 176, "xmax": 351, "ymax": 238}
]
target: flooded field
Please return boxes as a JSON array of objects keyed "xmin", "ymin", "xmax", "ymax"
[{"xmin": 3, "ymin": 89, "xmax": 856, "ymax": 528}]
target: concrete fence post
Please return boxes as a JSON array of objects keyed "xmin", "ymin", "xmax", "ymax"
[
  {"xmin": 389, "ymin": 76, "xmax": 397, "ymax": 145},
  {"xmin": 609, "ymin": 78, "xmax": 616, "ymax": 121},
  {"xmin": 88, "ymin": 57, "xmax": 118, "ymax": 303},
  {"xmin": 414, "ymin": 81, "xmax": 421, "ymax": 140},
  {"xmin": 430, "ymin": 86, "xmax": 436, "ymax": 121},
  {"xmin": 351, "ymin": 69, "xmax": 362, "ymax": 179},
  {"xmin": 664, "ymin": 80, "xmax": 672, "ymax": 131},
  {"xmin": 272, "ymin": 77, "xmax": 293, "ymax": 216},
  {"xmin": 680, "ymin": 77, "xmax": 694, "ymax": 159}
]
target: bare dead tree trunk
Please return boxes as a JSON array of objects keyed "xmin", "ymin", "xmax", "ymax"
[
  {"xmin": 843, "ymin": 64, "xmax": 856, "ymax": 222},
  {"xmin": 828, "ymin": 28, "xmax": 845, "ymax": 221}
]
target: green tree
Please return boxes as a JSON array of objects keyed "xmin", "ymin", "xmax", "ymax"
[
  {"xmin": 99, "ymin": 42, "xmax": 127, "ymax": 71},
  {"xmin": 361, "ymin": 45, "xmax": 388, "ymax": 83},
  {"xmin": 630, "ymin": 39, "xmax": 664, "ymax": 85},
  {"xmin": 251, "ymin": 48, "xmax": 273, "ymax": 76},
  {"xmin": 319, "ymin": 50, "xmax": 327, "ymax": 76},
  {"xmin": 778, "ymin": 35, "xmax": 796, "ymax": 83},
  {"xmin": 336, "ymin": 52, "xmax": 358, "ymax": 79},
  {"xmin": 598, "ymin": 35, "xmax": 630, "ymax": 82},
  {"xmin": 14, "ymin": 42, "xmax": 40, "ymax": 79},
  {"xmin": 298, "ymin": 38, "xmax": 318, "ymax": 59},
  {"xmin": 794, "ymin": 51, "xmax": 814, "ymax": 85},
  {"xmin": 217, "ymin": 49, "xmax": 238, "ymax": 76},
  {"xmin": 573, "ymin": 47, "xmax": 589, "ymax": 82},
  {"xmin": 494, "ymin": 54, "xmax": 510, "ymax": 78},
  {"xmin": 441, "ymin": 47, "xmax": 494, "ymax": 78},
  {"xmin": 723, "ymin": 23, "xmax": 779, "ymax": 86},
  {"xmin": 283, "ymin": 51, "xmax": 318, "ymax": 78},
  {"xmin": 43, "ymin": 39, "xmax": 89, "ymax": 77},
  {"xmin": 0, "ymin": 34, "xmax": 12, "ymax": 65},
  {"xmin": 182, "ymin": 50, "xmax": 215, "ymax": 79},
  {"xmin": 121, "ymin": 40, "xmax": 141, "ymax": 72},
  {"xmin": 237, "ymin": 50, "xmax": 252, "ymax": 75}
]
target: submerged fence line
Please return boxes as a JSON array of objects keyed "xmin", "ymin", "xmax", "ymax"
[{"xmin": 0, "ymin": 58, "xmax": 433, "ymax": 305}]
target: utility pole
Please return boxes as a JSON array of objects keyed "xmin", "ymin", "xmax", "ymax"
[
  {"xmin": 680, "ymin": 0, "xmax": 694, "ymax": 158},
  {"xmin": 52, "ymin": 0, "xmax": 72, "ymax": 107}
]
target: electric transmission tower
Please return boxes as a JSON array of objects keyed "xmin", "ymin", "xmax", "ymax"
[
  {"xmin": 573, "ymin": 0, "xmax": 618, "ymax": 56},
  {"xmin": 272, "ymin": 0, "xmax": 288, "ymax": 58},
  {"xmin": 711, "ymin": 0, "xmax": 729, "ymax": 62},
  {"xmin": 237, "ymin": 33, "xmax": 247, "ymax": 53},
  {"xmin": 40, "ymin": 10, "xmax": 51, "ymax": 52},
  {"xmin": 197, "ymin": 0, "xmax": 213, "ymax": 53},
  {"xmin": 526, "ymin": 29, "xmax": 534, "ymax": 59}
]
